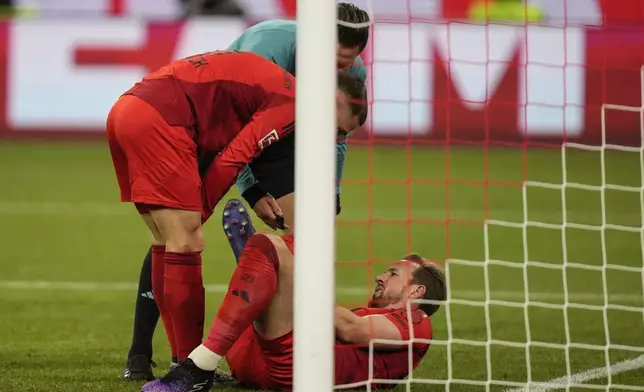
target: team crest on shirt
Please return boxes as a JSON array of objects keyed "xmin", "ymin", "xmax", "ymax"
[{"xmin": 258, "ymin": 129, "xmax": 279, "ymax": 149}]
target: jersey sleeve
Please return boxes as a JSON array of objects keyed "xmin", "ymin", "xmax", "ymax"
[
  {"xmin": 349, "ymin": 56, "xmax": 368, "ymax": 83},
  {"xmin": 236, "ymin": 165, "xmax": 259, "ymax": 196},
  {"xmin": 228, "ymin": 29, "xmax": 296, "ymax": 73},
  {"xmin": 382, "ymin": 309, "xmax": 430, "ymax": 341},
  {"xmin": 202, "ymin": 97, "xmax": 295, "ymax": 212},
  {"xmin": 237, "ymin": 166, "xmax": 271, "ymax": 209}
]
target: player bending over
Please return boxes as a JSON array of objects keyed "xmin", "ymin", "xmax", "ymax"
[
  {"xmin": 108, "ymin": 50, "xmax": 367, "ymax": 378},
  {"xmin": 229, "ymin": 1, "xmax": 370, "ymax": 225},
  {"xmin": 142, "ymin": 202, "xmax": 447, "ymax": 392},
  {"xmin": 123, "ymin": 3, "xmax": 370, "ymax": 380}
]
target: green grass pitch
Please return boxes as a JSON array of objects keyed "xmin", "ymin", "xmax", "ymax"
[{"xmin": 0, "ymin": 140, "xmax": 643, "ymax": 392}]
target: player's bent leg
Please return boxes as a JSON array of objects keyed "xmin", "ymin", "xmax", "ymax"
[
  {"xmin": 202, "ymin": 233, "xmax": 280, "ymax": 361},
  {"xmin": 225, "ymin": 234, "xmax": 295, "ymax": 390},
  {"xmin": 253, "ymin": 233, "xmax": 294, "ymax": 340},
  {"xmin": 143, "ymin": 233, "xmax": 285, "ymax": 392},
  {"xmin": 148, "ymin": 208, "xmax": 206, "ymax": 363}
]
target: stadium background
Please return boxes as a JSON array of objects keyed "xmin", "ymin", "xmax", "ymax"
[{"xmin": 1, "ymin": 0, "xmax": 643, "ymax": 391}]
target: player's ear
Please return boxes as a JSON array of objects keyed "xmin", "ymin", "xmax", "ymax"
[{"xmin": 411, "ymin": 284, "xmax": 427, "ymax": 300}]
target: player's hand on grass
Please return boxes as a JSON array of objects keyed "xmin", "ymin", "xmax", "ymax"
[{"xmin": 254, "ymin": 194, "xmax": 288, "ymax": 230}]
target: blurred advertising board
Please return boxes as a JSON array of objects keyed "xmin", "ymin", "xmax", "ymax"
[{"xmin": 0, "ymin": 18, "xmax": 642, "ymax": 145}]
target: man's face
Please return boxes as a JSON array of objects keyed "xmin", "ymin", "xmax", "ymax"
[
  {"xmin": 336, "ymin": 92, "xmax": 360, "ymax": 133},
  {"xmin": 369, "ymin": 261, "xmax": 421, "ymax": 308},
  {"xmin": 336, "ymin": 44, "xmax": 361, "ymax": 70}
]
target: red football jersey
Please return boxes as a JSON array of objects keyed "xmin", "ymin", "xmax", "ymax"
[
  {"xmin": 123, "ymin": 50, "xmax": 296, "ymax": 211},
  {"xmin": 280, "ymin": 234, "xmax": 432, "ymax": 387},
  {"xmin": 334, "ymin": 307, "xmax": 432, "ymax": 387}
]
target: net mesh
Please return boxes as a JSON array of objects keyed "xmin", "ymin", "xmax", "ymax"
[{"xmin": 335, "ymin": 1, "xmax": 644, "ymax": 390}]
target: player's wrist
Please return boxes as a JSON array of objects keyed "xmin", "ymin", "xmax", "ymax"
[{"xmin": 242, "ymin": 183, "xmax": 268, "ymax": 208}]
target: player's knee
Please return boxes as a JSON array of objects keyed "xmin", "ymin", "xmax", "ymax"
[
  {"xmin": 245, "ymin": 234, "xmax": 280, "ymax": 272},
  {"xmin": 165, "ymin": 224, "xmax": 204, "ymax": 253},
  {"xmin": 151, "ymin": 209, "xmax": 203, "ymax": 252}
]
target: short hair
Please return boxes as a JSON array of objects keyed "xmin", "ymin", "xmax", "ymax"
[
  {"xmin": 337, "ymin": 71, "xmax": 368, "ymax": 126},
  {"xmin": 337, "ymin": 2, "xmax": 370, "ymax": 52},
  {"xmin": 404, "ymin": 254, "xmax": 447, "ymax": 317}
]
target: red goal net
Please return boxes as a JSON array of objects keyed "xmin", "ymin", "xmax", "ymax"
[{"xmin": 337, "ymin": 0, "xmax": 644, "ymax": 390}]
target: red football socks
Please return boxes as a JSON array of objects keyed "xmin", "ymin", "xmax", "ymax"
[
  {"xmin": 204, "ymin": 234, "xmax": 279, "ymax": 356},
  {"xmin": 150, "ymin": 245, "xmax": 177, "ymax": 358},
  {"xmin": 164, "ymin": 251, "xmax": 205, "ymax": 361}
]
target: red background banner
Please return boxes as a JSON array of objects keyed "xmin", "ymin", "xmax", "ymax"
[{"xmin": 0, "ymin": 16, "xmax": 642, "ymax": 146}]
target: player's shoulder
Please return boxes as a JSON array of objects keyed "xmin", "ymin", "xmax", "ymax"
[
  {"xmin": 243, "ymin": 19, "xmax": 297, "ymax": 37},
  {"xmin": 210, "ymin": 49, "xmax": 286, "ymax": 77},
  {"xmin": 195, "ymin": 50, "xmax": 276, "ymax": 74}
]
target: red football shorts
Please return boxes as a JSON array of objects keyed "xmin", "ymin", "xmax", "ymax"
[
  {"xmin": 226, "ymin": 327, "xmax": 294, "ymax": 390},
  {"xmin": 106, "ymin": 95, "xmax": 202, "ymax": 213}
]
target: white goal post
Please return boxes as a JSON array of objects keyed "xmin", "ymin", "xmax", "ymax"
[{"xmin": 293, "ymin": 0, "xmax": 338, "ymax": 391}]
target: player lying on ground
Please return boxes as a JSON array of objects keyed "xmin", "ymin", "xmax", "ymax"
[
  {"xmin": 123, "ymin": 2, "xmax": 370, "ymax": 380},
  {"xmin": 141, "ymin": 200, "xmax": 447, "ymax": 392},
  {"xmin": 109, "ymin": 49, "xmax": 369, "ymax": 380}
]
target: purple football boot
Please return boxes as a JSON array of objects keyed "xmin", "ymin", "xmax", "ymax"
[
  {"xmin": 222, "ymin": 199, "xmax": 256, "ymax": 262},
  {"xmin": 140, "ymin": 379, "xmax": 182, "ymax": 392},
  {"xmin": 140, "ymin": 359, "xmax": 237, "ymax": 392}
]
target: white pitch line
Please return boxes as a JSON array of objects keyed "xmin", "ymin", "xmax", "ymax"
[
  {"xmin": 0, "ymin": 280, "xmax": 640, "ymax": 303},
  {"xmin": 0, "ymin": 280, "xmax": 362, "ymax": 295},
  {"xmin": 0, "ymin": 201, "xmax": 131, "ymax": 216},
  {"xmin": 505, "ymin": 354, "xmax": 644, "ymax": 392},
  {"xmin": 0, "ymin": 200, "xmax": 635, "ymax": 222},
  {"xmin": 0, "ymin": 200, "xmax": 498, "ymax": 218}
]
